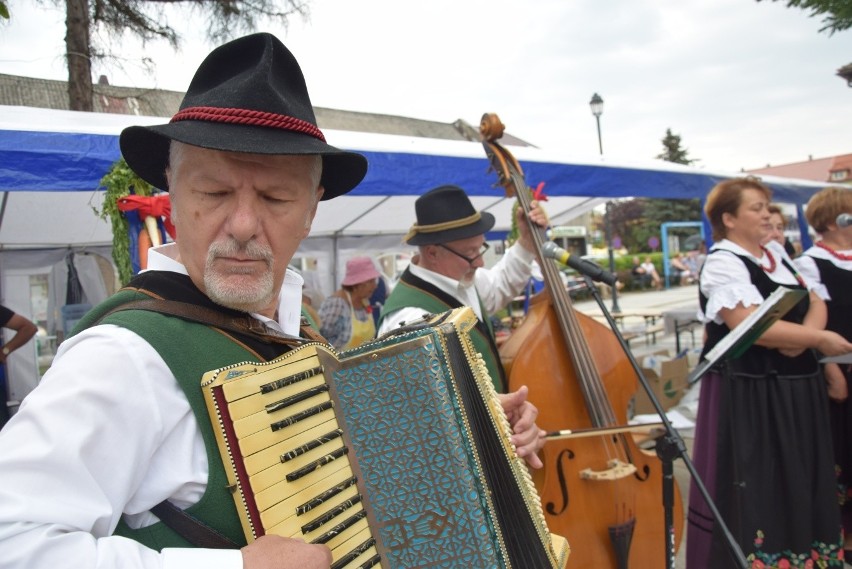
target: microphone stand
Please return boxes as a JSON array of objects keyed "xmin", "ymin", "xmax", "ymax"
[{"xmin": 580, "ymin": 274, "xmax": 748, "ymax": 569}]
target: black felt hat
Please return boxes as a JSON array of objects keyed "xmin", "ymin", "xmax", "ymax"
[
  {"xmin": 119, "ymin": 33, "xmax": 367, "ymax": 200},
  {"xmin": 405, "ymin": 185, "xmax": 495, "ymax": 245}
]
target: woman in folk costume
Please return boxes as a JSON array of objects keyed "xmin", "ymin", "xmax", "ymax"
[
  {"xmin": 686, "ymin": 177, "xmax": 852, "ymax": 568},
  {"xmin": 794, "ymin": 186, "xmax": 852, "ymax": 557},
  {"xmin": 318, "ymin": 256, "xmax": 380, "ymax": 350}
]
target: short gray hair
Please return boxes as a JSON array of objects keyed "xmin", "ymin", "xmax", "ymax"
[{"xmin": 168, "ymin": 140, "xmax": 323, "ymax": 196}]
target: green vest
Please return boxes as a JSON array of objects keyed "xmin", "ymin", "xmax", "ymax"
[
  {"xmin": 380, "ymin": 274, "xmax": 506, "ymax": 393},
  {"xmin": 76, "ymin": 288, "xmax": 263, "ymax": 550}
]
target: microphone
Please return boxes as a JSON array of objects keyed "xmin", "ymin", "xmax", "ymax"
[
  {"xmin": 837, "ymin": 213, "xmax": 852, "ymax": 229},
  {"xmin": 541, "ymin": 241, "xmax": 617, "ymax": 287}
]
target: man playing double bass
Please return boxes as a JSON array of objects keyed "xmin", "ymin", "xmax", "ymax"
[{"xmin": 378, "ymin": 184, "xmax": 548, "ymax": 468}]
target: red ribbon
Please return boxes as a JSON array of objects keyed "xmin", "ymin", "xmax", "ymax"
[
  {"xmin": 532, "ymin": 181, "xmax": 548, "ymax": 202},
  {"xmin": 172, "ymin": 106, "xmax": 326, "ymax": 143},
  {"xmin": 116, "ymin": 194, "xmax": 176, "ymax": 239}
]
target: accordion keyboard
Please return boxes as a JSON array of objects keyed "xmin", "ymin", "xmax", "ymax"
[{"xmin": 207, "ymin": 348, "xmax": 380, "ymax": 568}]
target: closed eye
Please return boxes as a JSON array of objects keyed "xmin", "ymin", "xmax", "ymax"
[
  {"xmin": 263, "ymin": 194, "xmax": 291, "ymax": 204},
  {"xmin": 194, "ymin": 189, "xmax": 229, "ymax": 198}
]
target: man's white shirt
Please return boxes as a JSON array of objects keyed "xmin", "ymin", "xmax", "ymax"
[
  {"xmin": 0, "ymin": 243, "xmax": 305, "ymax": 569},
  {"xmin": 378, "ymin": 242, "xmax": 535, "ymax": 336}
]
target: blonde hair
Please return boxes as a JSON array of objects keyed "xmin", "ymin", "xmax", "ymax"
[{"xmin": 805, "ymin": 187, "xmax": 852, "ymax": 234}]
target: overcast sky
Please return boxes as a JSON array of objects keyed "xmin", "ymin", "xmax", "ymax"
[{"xmin": 1, "ymin": 0, "xmax": 850, "ymax": 173}]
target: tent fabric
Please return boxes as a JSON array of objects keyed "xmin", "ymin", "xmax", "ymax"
[{"xmin": 0, "ymin": 105, "xmax": 828, "ymax": 240}]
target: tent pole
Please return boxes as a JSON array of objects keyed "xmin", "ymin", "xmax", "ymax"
[{"xmin": 0, "ymin": 192, "xmax": 8, "ymax": 241}]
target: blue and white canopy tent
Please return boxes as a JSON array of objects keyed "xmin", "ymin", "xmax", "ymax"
[
  {"xmin": 0, "ymin": 105, "xmax": 828, "ymax": 401},
  {"xmin": 0, "ymin": 105, "xmax": 827, "ymax": 244}
]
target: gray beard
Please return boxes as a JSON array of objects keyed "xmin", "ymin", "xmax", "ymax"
[
  {"xmin": 204, "ymin": 240, "xmax": 275, "ymax": 313},
  {"xmin": 205, "ymin": 270, "xmax": 275, "ymax": 313}
]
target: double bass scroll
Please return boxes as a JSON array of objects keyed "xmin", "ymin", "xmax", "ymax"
[{"xmin": 480, "ymin": 113, "xmax": 684, "ymax": 569}]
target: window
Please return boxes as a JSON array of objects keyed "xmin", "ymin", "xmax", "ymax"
[{"xmin": 829, "ymin": 169, "xmax": 849, "ymax": 182}]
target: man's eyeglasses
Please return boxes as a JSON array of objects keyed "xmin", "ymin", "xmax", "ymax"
[{"xmin": 438, "ymin": 242, "xmax": 490, "ymax": 264}]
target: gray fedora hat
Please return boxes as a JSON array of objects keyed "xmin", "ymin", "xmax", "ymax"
[
  {"xmin": 405, "ymin": 185, "xmax": 495, "ymax": 246},
  {"xmin": 119, "ymin": 33, "xmax": 367, "ymax": 200}
]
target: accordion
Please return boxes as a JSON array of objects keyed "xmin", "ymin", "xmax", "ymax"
[{"xmin": 202, "ymin": 307, "xmax": 569, "ymax": 568}]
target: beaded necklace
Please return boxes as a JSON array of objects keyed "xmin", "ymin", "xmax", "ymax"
[
  {"xmin": 759, "ymin": 246, "xmax": 776, "ymax": 273},
  {"xmin": 760, "ymin": 245, "xmax": 808, "ymax": 288},
  {"xmin": 816, "ymin": 241, "xmax": 852, "ymax": 262}
]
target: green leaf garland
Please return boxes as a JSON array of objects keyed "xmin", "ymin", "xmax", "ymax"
[{"xmin": 93, "ymin": 158, "xmax": 155, "ymax": 286}]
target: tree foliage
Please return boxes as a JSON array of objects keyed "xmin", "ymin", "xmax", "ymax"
[
  {"xmin": 756, "ymin": 0, "xmax": 852, "ymax": 34},
  {"xmin": 653, "ymin": 128, "xmax": 702, "ymax": 245},
  {"xmin": 605, "ymin": 128, "xmax": 703, "ymax": 252},
  {"xmin": 656, "ymin": 128, "xmax": 695, "ymax": 165},
  {"xmin": 42, "ymin": 0, "xmax": 311, "ymax": 111}
]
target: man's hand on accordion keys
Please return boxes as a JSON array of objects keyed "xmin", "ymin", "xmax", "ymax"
[
  {"xmin": 497, "ymin": 385, "xmax": 547, "ymax": 469},
  {"xmin": 242, "ymin": 535, "xmax": 333, "ymax": 569}
]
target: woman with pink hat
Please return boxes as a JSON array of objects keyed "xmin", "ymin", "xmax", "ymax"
[{"xmin": 318, "ymin": 256, "xmax": 380, "ymax": 350}]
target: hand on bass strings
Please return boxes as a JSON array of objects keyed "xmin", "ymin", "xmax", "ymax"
[
  {"xmin": 516, "ymin": 200, "xmax": 549, "ymax": 254},
  {"xmin": 242, "ymin": 535, "xmax": 332, "ymax": 569},
  {"xmin": 498, "ymin": 385, "xmax": 547, "ymax": 469}
]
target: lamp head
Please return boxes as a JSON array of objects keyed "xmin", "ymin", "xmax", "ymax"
[{"xmin": 589, "ymin": 93, "xmax": 604, "ymax": 117}]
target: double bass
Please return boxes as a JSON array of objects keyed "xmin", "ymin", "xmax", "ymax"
[{"xmin": 480, "ymin": 114, "xmax": 683, "ymax": 569}]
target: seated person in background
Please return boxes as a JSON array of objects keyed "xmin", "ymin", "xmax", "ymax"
[
  {"xmin": 683, "ymin": 253, "xmax": 700, "ymax": 283},
  {"xmin": 670, "ymin": 253, "xmax": 695, "ymax": 285},
  {"xmin": 630, "ymin": 255, "xmax": 652, "ymax": 288},
  {"xmin": 686, "ymin": 247, "xmax": 704, "ymax": 277},
  {"xmin": 318, "ymin": 256, "xmax": 379, "ymax": 350},
  {"xmin": 640, "ymin": 256, "xmax": 663, "ymax": 290}
]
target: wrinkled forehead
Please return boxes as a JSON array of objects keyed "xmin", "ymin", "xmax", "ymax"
[
  {"xmin": 168, "ymin": 144, "xmax": 322, "ymax": 195},
  {"xmin": 173, "ymin": 143, "xmax": 320, "ymax": 171}
]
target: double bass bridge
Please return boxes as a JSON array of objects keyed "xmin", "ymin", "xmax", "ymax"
[{"xmin": 579, "ymin": 459, "xmax": 637, "ymax": 481}]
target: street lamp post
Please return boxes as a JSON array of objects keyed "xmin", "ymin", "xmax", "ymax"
[{"xmin": 589, "ymin": 93, "xmax": 620, "ymax": 313}]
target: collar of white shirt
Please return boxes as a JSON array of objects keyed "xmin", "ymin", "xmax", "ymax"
[
  {"xmin": 408, "ymin": 260, "xmax": 482, "ymax": 320},
  {"xmin": 145, "ymin": 243, "xmax": 304, "ymax": 336}
]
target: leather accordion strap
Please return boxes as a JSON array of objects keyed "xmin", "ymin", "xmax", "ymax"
[
  {"xmin": 100, "ymin": 298, "xmax": 317, "ymax": 347},
  {"xmin": 99, "ymin": 297, "xmax": 326, "ymax": 547},
  {"xmin": 150, "ymin": 500, "xmax": 240, "ymax": 549}
]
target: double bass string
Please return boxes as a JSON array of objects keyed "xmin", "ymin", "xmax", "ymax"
[
  {"xmin": 516, "ymin": 182, "xmax": 640, "ymax": 524},
  {"xmin": 509, "ymin": 168, "xmax": 627, "ymax": 467}
]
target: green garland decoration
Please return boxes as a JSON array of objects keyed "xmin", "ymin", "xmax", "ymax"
[
  {"xmin": 93, "ymin": 158, "xmax": 155, "ymax": 286},
  {"xmin": 506, "ymin": 189, "xmax": 537, "ymax": 247},
  {"xmin": 507, "ymin": 199, "xmax": 520, "ymax": 246}
]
